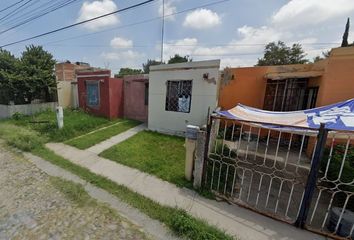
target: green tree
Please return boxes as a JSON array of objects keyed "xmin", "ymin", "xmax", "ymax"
[
  {"xmin": 20, "ymin": 45, "xmax": 57, "ymax": 103},
  {"xmin": 256, "ymin": 41, "xmax": 308, "ymax": 66},
  {"xmin": 115, "ymin": 68, "xmax": 143, "ymax": 78},
  {"xmin": 341, "ymin": 18, "xmax": 350, "ymax": 47},
  {"xmin": 167, "ymin": 54, "xmax": 192, "ymax": 64},
  {"xmin": 0, "ymin": 49, "xmax": 19, "ymax": 104},
  {"xmin": 142, "ymin": 59, "xmax": 162, "ymax": 73}
]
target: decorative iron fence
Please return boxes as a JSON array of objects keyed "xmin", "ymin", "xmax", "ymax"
[{"xmin": 203, "ymin": 115, "xmax": 354, "ymax": 239}]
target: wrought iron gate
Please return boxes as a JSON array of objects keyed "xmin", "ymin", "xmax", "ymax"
[{"xmin": 203, "ymin": 116, "xmax": 354, "ymax": 239}]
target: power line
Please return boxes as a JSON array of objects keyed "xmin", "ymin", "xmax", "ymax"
[
  {"xmin": 41, "ymin": 0, "xmax": 232, "ymax": 46},
  {"xmin": 0, "ymin": 0, "xmax": 26, "ymax": 14},
  {"xmin": 0, "ymin": 0, "xmax": 81, "ymax": 35},
  {"xmin": 0, "ymin": 0, "xmax": 157, "ymax": 48},
  {"xmin": 2, "ymin": 0, "xmax": 70, "ymax": 26},
  {"xmin": 0, "ymin": 0, "xmax": 34, "ymax": 23}
]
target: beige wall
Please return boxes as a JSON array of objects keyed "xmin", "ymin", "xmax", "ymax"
[
  {"xmin": 57, "ymin": 81, "xmax": 78, "ymax": 108},
  {"xmin": 148, "ymin": 60, "xmax": 220, "ymax": 135}
]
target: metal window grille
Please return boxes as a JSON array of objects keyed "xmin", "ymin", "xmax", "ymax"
[
  {"xmin": 263, "ymin": 78, "xmax": 309, "ymax": 111},
  {"xmin": 165, "ymin": 80, "xmax": 192, "ymax": 113}
]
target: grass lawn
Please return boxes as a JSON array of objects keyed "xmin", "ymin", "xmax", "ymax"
[
  {"xmin": 100, "ymin": 130, "xmax": 191, "ymax": 188},
  {"xmin": 65, "ymin": 120, "xmax": 141, "ymax": 149},
  {"xmin": 7, "ymin": 109, "xmax": 120, "ymax": 142},
  {"xmin": 0, "ymin": 110, "xmax": 233, "ymax": 240}
]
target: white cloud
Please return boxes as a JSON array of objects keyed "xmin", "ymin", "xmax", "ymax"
[
  {"xmin": 183, "ymin": 9, "xmax": 221, "ymax": 29},
  {"xmin": 163, "ymin": 38, "xmax": 198, "ymax": 60},
  {"xmin": 159, "ymin": 0, "xmax": 177, "ymax": 21},
  {"xmin": 110, "ymin": 37, "xmax": 133, "ymax": 49},
  {"xmin": 77, "ymin": 0, "xmax": 119, "ymax": 31},
  {"xmin": 101, "ymin": 50, "xmax": 145, "ymax": 61},
  {"xmin": 272, "ymin": 0, "xmax": 354, "ymax": 28}
]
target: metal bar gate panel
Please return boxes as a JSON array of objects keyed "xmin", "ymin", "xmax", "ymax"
[{"xmin": 203, "ymin": 116, "xmax": 354, "ymax": 239}]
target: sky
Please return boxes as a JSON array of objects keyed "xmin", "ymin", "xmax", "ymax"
[{"xmin": 1, "ymin": 0, "xmax": 354, "ymax": 73}]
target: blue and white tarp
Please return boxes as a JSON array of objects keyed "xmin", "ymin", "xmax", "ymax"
[{"xmin": 217, "ymin": 99, "xmax": 354, "ymax": 133}]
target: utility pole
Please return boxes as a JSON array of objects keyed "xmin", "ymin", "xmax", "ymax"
[{"xmin": 160, "ymin": 0, "xmax": 165, "ymax": 63}]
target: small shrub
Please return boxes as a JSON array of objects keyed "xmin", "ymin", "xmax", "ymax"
[{"xmin": 12, "ymin": 112, "xmax": 26, "ymax": 120}]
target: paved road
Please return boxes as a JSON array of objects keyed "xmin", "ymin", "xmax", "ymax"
[{"xmin": 0, "ymin": 144, "xmax": 149, "ymax": 240}]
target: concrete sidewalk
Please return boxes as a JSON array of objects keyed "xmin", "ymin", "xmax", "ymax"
[
  {"xmin": 46, "ymin": 142, "xmax": 325, "ymax": 240},
  {"xmin": 86, "ymin": 124, "xmax": 146, "ymax": 154}
]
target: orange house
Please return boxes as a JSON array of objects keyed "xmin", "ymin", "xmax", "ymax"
[
  {"xmin": 218, "ymin": 46, "xmax": 354, "ymax": 156},
  {"xmin": 219, "ymin": 46, "xmax": 354, "ymax": 112}
]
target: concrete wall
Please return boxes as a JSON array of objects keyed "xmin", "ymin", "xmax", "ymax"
[
  {"xmin": 148, "ymin": 60, "xmax": 220, "ymax": 135},
  {"xmin": 57, "ymin": 81, "xmax": 72, "ymax": 108},
  {"xmin": 123, "ymin": 74, "xmax": 149, "ymax": 122},
  {"xmin": 0, "ymin": 102, "xmax": 57, "ymax": 119}
]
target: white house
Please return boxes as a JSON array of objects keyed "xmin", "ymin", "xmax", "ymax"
[{"xmin": 148, "ymin": 60, "xmax": 220, "ymax": 135}]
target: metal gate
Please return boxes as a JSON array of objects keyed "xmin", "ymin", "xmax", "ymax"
[{"xmin": 203, "ymin": 116, "xmax": 354, "ymax": 239}]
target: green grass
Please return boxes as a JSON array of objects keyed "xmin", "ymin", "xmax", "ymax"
[
  {"xmin": 66, "ymin": 120, "xmax": 141, "ymax": 149},
  {"xmin": 100, "ymin": 130, "xmax": 190, "ymax": 188},
  {"xmin": 49, "ymin": 176, "xmax": 93, "ymax": 207},
  {"xmin": 7, "ymin": 109, "xmax": 120, "ymax": 142},
  {"xmin": 32, "ymin": 146, "xmax": 233, "ymax": 240},
  {"xmin": 0, "ymin": 113, "xmax": 234, "ymax": 240}
]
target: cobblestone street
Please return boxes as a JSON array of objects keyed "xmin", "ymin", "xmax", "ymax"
[{"xmin": 0, "ymin": 145, "xmax": 149, "ymax": 240}]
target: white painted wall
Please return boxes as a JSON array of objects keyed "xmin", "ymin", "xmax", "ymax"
[
  {"xmin": 0, "ymin": 102, "xmax": 57, "ymax": 119},
  {"xmin": 148, "ymin": 60, "xmax": 220, "ymax": 135}
]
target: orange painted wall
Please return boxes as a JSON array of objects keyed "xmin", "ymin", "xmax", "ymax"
[
  {"xmin": 219, "ymin": 46, "xmax": 354, "ymax": 111},
  {"xmin": 218, "ymin": 66, "xmax": 269, "ymax": 110},
  {"xmin": 315, "ymin": 47, "xmax": 354, "ymax": 107}
]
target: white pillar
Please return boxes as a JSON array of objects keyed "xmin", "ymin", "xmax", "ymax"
[
  {"xmin": 56, "ymin": 106, "xmax": 64, "ymax": 129},
  {"xmin": 185, "ymin": 125, "xmax": 199, "ymax": 181}
]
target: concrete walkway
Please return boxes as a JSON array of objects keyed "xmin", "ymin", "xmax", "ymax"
[
  {"xmin": 86, "ymin": 124, "xmax": 146, "ymax": 154},
  {"xmin": 23, "ymin": 152, "xmax": 180, "ymax": 240},
  {"xmin": 46, "ymin": 142, "xmax": 324, "ymax": 240}
]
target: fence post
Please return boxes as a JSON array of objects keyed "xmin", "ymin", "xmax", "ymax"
[
  {"xmin": 200, "ymin": 115, "xmax": 213, "ymax": 187},
  {"xmin": 193, "ymin": 130, "xmax": 207, "ymax": 189},
  {"xmin": 295, "ymin": 123, "xmax": 328, "ymax": 228}
]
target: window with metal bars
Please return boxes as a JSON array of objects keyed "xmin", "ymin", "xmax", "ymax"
[
  {"xmin": 165, "ymin": 80, "xmax": 192, "ymax": 113},
  {"xmin": 263, "ymin": 78, "xmax": 309, "ymax": 111}
]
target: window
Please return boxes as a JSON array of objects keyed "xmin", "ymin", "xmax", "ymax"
[
  {"xmin": 165, "ymin": 80, "xmax": 192, "ymax": 113},
  {"xmin": 86, "ymin": 81, "xmax": 100, "ymax": 107},
  {"xmin": 263, "ymin": 78, "xmax": 308, "ymax": 111}
]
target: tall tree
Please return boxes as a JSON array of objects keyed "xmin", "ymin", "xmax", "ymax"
[
  {"xmin": 341, "ymin": 18, "xmax": 350, "ymax": 47},
  {"xmin": 256, "ymin": 41, "xmax": 308, "ymax": 66},
  {"xmin": 167, "ymin": 54, "xmax": 192, "ymax": 64},
  {"xmin": 20, "ymin": 45, "xmax": 57, "ymax": 103},
  {"xmin": 142, "ymin": 59, "xmax": 162, "ymax": 73},
  {"xmin": 0, "ymin": 49, "xmax": 19, "ymax": 104},
  {"xmin": 115, "ymin": 68, "xmax": 143, "ymax": 78}
]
